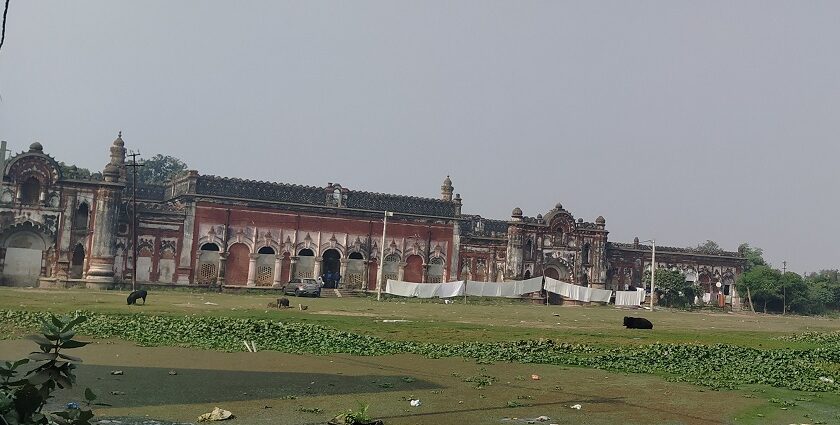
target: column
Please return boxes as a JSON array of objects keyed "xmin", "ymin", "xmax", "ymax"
[
  {"xmin": 272, "ymin": 255, "xmax": 283, "ymax": 286},
  {"xmin": 313, "ymin": 256, "xmax": 322, "ymax": 279},
  {"xmin": 289, "ymin": 256, "xmax": 298, "ymax": 280},
  {"xmin": 85, "ymin": 186, "xmax": 120, "ymax": 288},
  {"xmin": 421, "ymin": 264, "xmax": 428, "ymax": 283},
  {"xmin": 217, "ymin": 253, "xmax": 227, "ymax": 286},
  {"xmin": 398, "ymin": 262, "xmax": 406, "ymax": 281},
  {"xmin": 246, "ymin": 253, "xmax": 258, "ymax": 287},
  {"xmin": 339, "ymin": 259, "xmax": 348, "ymax": 287}
]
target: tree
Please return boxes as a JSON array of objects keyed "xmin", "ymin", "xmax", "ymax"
[
  {"xmin": 643, "ymin": 269, "xmax": 698, "ymax": 308},
  {"xmin": 738, "ymin": 265, "xmax": 782, "ymax": 313},
  {"xmin": 135, "ymin": 154, "xmax": 188, "ymax": 185},
  {"xmin": 58, "ymin": 162, "xmax": 94, "ymax": 180},
  {"xmin": 694, "ymin": 240, "xmax": 724, "ymax": 254},
  {"xmin": 737, "ymin": 243, "xmax": 767, "ymax": 271}
]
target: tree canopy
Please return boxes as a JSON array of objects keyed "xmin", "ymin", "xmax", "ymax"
[{"xmin": 133, "ymin": 154, "xmax": 188, "ymax": 185}]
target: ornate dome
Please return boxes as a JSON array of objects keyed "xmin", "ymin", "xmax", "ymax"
[
  {"xmin": 443, "ymin": 175, "xmax": 452, "ymax": 187},
  {"xmin": 113, "ymin": 131, "xmax": 125, "ymax": 147},
  {"xmin": 554, "ymin": 202, "xmax": 563, "ymax": 210},
  {"xmin": 596, "ymin": 216, "xmax": 605, "ymax": 225},
  {"xmin": 29, "ymin": 142, "xmax": 43, "ymax": 152},
  {"xmin": 511, "ymin": 207, "xmax": 523, "ymax": 217}
]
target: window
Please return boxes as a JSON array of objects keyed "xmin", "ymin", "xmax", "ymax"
[{"xmin": 20, "ymin": 177, "xmax": 41, "ymax": 205}]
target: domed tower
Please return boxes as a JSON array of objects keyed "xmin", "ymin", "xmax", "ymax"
[
  {"xmin": 441, "ymin": 175, "xmax": 453, "ymax": 201},
  {"xmin": 86, "ymin": 133, "xmax": 127, "ymax": 288}
]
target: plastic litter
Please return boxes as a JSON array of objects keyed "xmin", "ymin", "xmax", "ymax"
[
  {"xmin": 168, "ymin": 370, "xmax": 178, "ymax": 375},
  {"xmin": 110, "ymin": 370, "xmax": 124, "ymax": 375},
  {"xmin": 530, "ymin": 374, "xmax": 541, "ymax": 380},
  {"xmin": 570, "ymin": 404, "xmax": 582, "ymax": 410},
  {"xmin": 197, "ymin": 407, "xmax": 233, "ymax": 422},
  {"xmin": 66, "ymin": 402, "xmax": 80, "ymax": 409},
  {"xmin": 410, "ymin": 399, "xmax": 422, "ymax": 407},
  {"xmin": 819, "ymin": 376, "xmax": 835, "ymax": 384}
]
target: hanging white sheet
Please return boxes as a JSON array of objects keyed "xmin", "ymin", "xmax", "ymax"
[
  {"xmin": 615, "ymin": 290, "xmax": 642, "ymax": 306},
  {"xmin": 385, "ymin": 279, "xmax": 418, "ymax": 297},
  {"xmin": 515, "ymin": 277, "xmax": 544, "ymax": 295},
  {"xmin": 544, "ymin": 277, "xmax": 573, "ymax": 298},
  {"xmin": 437, "ymin": 281, "xmax": 465, "ymax": 298},
  {"xmin": 590, "ymin": 287, "xmax": 613, "ymax": 303},
  {"xmin": 465, "ymin": 277, "xmax": 544, "ymax": 298},
  {"xmin": 415, "ymin": 283, "xmax": 439, "ymax": 298}
]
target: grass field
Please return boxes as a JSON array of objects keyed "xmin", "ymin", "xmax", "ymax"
[{"xmin": 2, "ymin": 286, "xmax": 840, "ymax": 424}]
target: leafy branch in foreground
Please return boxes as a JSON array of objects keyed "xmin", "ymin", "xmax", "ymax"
[{"xmin": 0, "ymin": 313, "xmax": 102, "ymax": 425}]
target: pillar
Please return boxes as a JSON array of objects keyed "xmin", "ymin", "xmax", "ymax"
[
  {"xmin": 217, "ymin": 253, "xmax": 227, "ymax": 286},
  {"xmin": 246, "ymin": 253, "xmax": 258, "ymax": 287},
  {"xmin": 314, "ymin": 256, "xmax": 322, "ymax": 279},
  {"xmin": 289, "ymin": 256, "xmax": 298, "ymax": 280},
  {"xmin": 421, "ymin": 264, "xmax": 428, "ymax": 283},
  {"xmin": 398, "ymin": 262, "xmax": 406, "ymax": 281},
  {"xmin": 85, "ymin": 186, "xmax": 121, "ymax": 288},
  {"xmin": 273, "ymin": 255, "xmax": 283, "ymax": 286},
  {"xmin": 339, "ymin": 259, "xmax": 348, "ymax": 287}
]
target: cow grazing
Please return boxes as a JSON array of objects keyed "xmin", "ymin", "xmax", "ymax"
[{"xmin": 127, "ymin": 289, "xmax": 148, "ymax": 305}]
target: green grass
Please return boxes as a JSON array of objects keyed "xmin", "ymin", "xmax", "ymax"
[
  {"xmin": 4, "ymin": 286, "xmax": 840, "ymax": 424},
  {"xmin": 2, "ymin": 287, "xmax": 837, "ymax": 348}
]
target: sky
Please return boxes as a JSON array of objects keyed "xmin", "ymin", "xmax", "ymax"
[{"xmin": 1, "ymin": 1, "xmax": 838, "ymax": 273}]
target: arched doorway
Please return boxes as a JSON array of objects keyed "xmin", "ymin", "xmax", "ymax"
[
  {"xmin": 225, "ymin": 243, "xmax": 250, "ymax": 285},
  {"xmin": 346, "ymin": 252, "xmax": 365, "ymax": 289},
  {"xmin": 544, "ymin": 264, "xmax": 569, "ymax": 281},
  {"xmin": 367, "ymin": 258, "xmax": 378, "ymax": 290},
  {"xmin": 321, "ymin": 249, "xmax": 341, "ymax": 288},
  {"xmin": 70, "ymin": 244, "xmax": 85, "ymax": 279},
  {"xmin": 427, "ymin": 257, "xmax": 444, "ymax": 283},
  {"xmin": 196, "ymin": 243, "xmax": 220, "ymax": 284},
  {"xmin": 296, "ymin": 248, "xmax": 315, "ymax": 279},
  {"xmin": 2, "ymin": 228, "xmax": 47, "ymax": 286},
  {"xmin": 404, "ymin": 255, "xmax": 423, "ymax": 283},
  {"xmin": 383, "ymin": 254, "xmax": 400, "ymax": 282},
  {"xmin": 255, "ymin": 246, "xmax": 275, "ymax": 286}
]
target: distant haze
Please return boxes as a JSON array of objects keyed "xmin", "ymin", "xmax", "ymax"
[{"xmin": 1, "ymin": 1, "xmax": 838, "ymax": 273}]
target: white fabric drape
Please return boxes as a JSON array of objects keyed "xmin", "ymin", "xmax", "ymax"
[
  {"xmin": 544, "ymin": 277, "xmax": 572, "ymax": 298},
  {"xmin": 465, "ymin": 277, "xmax": 544, "ymax": 298},
  {"xmin": 385, "ymin": 280, "xmax": 465, "ymax": 298},
  {"xmin": 590, "ymin": 287, "xmax": 613, "ymax": 303}
]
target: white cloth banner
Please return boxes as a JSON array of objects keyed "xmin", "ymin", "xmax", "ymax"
[
  {"xmin": 385, "ymin": 279, "xmax": 418, "ymax": 297},
  {"xmin": 615, "ymin": 290, "xmax": 643, "ymax": 306},
  {"xmin": 385, "ymin": 280, "xmax": 466, "ymax": 298},
  {"xmin": 437, "ymin": 281, "xmax": 465, "ymax": 298},
  {"xmin": 544, "ymin": 278, "xmax": 572, "ymax": 298},
  {"xmin": 545, "ymin": 277, "xmax": 608, "ymax": 302},
  {"xmin": 590, "ymin": 287, "xmax": 613, "ymax": 303},
  {"xmin": 465, "ymin": 277, "xmax": 544, "ymax": 298}
]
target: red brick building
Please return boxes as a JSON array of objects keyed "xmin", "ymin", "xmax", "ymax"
[{"xmin": 0, "ymin": 136, "xmax": 746, "ymax": 303}]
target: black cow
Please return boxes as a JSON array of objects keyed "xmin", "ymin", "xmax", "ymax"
[
  {"xmin": 127, "ymin": 289, "xmax": 148, "ymax": 305},
  {"xmin": 623, "ymin": 316, "xmax": 653, "ymax": 329}
]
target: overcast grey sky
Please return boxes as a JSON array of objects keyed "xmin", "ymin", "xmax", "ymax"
[{"xmin": 1, "ymin": 1, "xmax": 838, "ymax": 273}]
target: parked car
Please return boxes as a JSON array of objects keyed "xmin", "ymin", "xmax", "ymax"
[{"xmin": 284, "ymin": 278, "xmax": 321, "ymax": 297}]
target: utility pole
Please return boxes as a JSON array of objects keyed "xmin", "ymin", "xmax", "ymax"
[
  {"xmin": 125, "ymin": 149, "xmax": 144, "ymax": 292},
  {"xmin": 376, "ymin": 211, "xmax": 393, "ymax": 301},
  {"xmin": 642, "ymin": 239, "xmax": 656, "ymax": 310},
  {"xmin": 782, "ymin": 260, "xmax": 787, "ymax": 315}
]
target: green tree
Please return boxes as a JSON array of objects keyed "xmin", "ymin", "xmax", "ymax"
[
  {"xmin": 738, "ymin": 265, "xmax": 782, "ymax": 313},
  {"xmin": 58, "ymin": 162, "xmax": 93, "ymax": 180},
  {"xmin": 694, "ymin": 240, "xmax": 724, "ymax": 254},
  {"xmin": 643, "ymin": 269, "xmax": 698, "ymax": 308},
  {"xmin": 134, "ymin": 154, "xmax": 188, "ymax": 185},
  {"xmin": 737, "ymin": 243, "xmax": 767, "ymax": 272}
]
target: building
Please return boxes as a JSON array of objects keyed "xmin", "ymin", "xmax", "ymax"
[{"xmin": 0, "ymin": 137, "xmax": 746, "ymax": 303}]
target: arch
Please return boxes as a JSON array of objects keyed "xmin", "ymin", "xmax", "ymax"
[
  {"xmin": 581, "ymin": 243, "xmax": 591, "ymax": 266},
  {"xmin": 196, "ymin": 243, "xmax": 220, "ymax": 285},
  {"xmin": 225, "ymin": 243, "xmax": 250, "ymax": 285},
  {"xmin": 20, "ymin": 177, "xmax": 41, "ymax": 205},
  {"xmin": 349, "ymin": 252, "xmax": 364, "ymax": 260},
  {"xmin": 255, "ymin": 246, "xmax": 276, "ymax": 286},
  {"xmin": 404, "ymin": 255, "xmax": 423, "ymax": 283},
  {"xmin": 200, "ymin": 243, "xmax": 220, "ymax": 252},
  {"xmin": 345, "ymin": 251, "xmax": 366, "ymax": 289},
  {"xmin": 544, "ymin": 264, "xmax": 570, "ymax": 281},
  {"xmin": 383, "ymin": 253, "xmax": 400, "ymax": 282},
  {"xmin": 73, "ymin": 202, "xmax": 90, "ymax": 230},
  {"xmin": 70, "ymin": 244, "xmax": 85, "ymax": 279},
  {"xmin": 258, "ymin": 246, "xmax": 275, "ymax": 255},
  {"xmin": 295, "ymin": 248, "xmax": 316, "ymax": 279},
  {"xmin": 320, "ymin": 248, "xmax": 341, "ymax": 287},
  {"xmin": 427, "ymin": 257, "xmax": 445, "ymax": 283},
  {"xmin": 1, "ymin": 228, "xmax": 48, "ymax": 286},
  {"xmin": 280, "ymin": 252, "xmax": 291, "ymax": 283},
  {"xmin": 524, "ymin": 270, "xmax": 532, "ymax": 279}
]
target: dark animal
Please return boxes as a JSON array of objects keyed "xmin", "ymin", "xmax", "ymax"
[
  {"xmin": 623, "ymin": 316, "xmax": 653, "ymax": 329},
  {"xmin": 278, "ymin": 297, "xmax": 290, "ymax": 308},
  {"xmin": 127, "ymin": 289, "xmax": 148, "ymax": 305}
]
